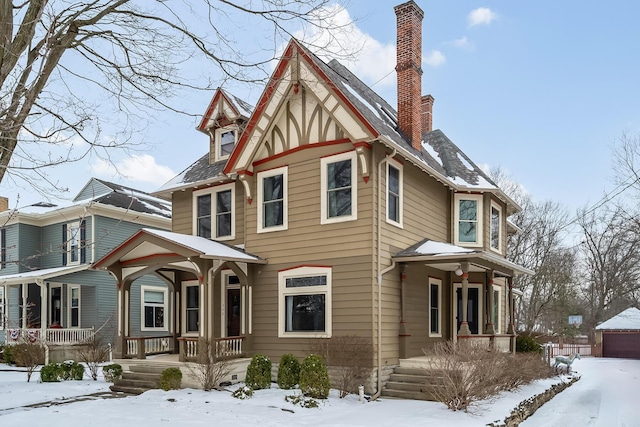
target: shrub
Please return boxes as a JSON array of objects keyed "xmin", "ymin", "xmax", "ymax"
[
  {"xmin": 60, "ymin": 360, "xmax": 85, "ymax": 380},
  {"xmin": 13, "ymin": 342, "xmax": 45, "ymax": 382},
  {"xmin": 516, "ymin": 335, "xmax": 542, "ymax": 353},
  {"xmin": 1, "ymin": 344, "xmax": 15, "ymax": 364},
  {"xmin": 245, "ymin": 354, "xmax": 271, "ymax": 390},
  {"xmin": 103, "ymin": 364, "xmax": 123, "ymax": 382},
  {"xmin": 277, "ymin": 354, "xmax": 300, "ymax": 390},
  {"xmin": 285, "ymin": 393, "xmax": 319, "ymax": 408},
  {"xmin": 75, "ymin": 334, "xmax": 110, "ymax": 380},
  {"xmin": 160, "ymin": 367, "xmax": 182, "ymax": 391},
  {"xmin": 191, "ymin": 338, "xmax": 232, "ymax": 391},
  {"xmin": 299, "ymin": 354, "xmax": 329, "ymax": 399},
  {"xmin": 231, "ymin": 385, "xmax": 254, "ymax": 399},
  {"xmin": 40, "ymin": 363, "xmax": 63, "ymax": 382}
]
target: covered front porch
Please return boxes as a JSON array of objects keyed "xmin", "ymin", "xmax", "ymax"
[
  {"xmin": 92, "ymin": 228, "xmax": 266, "ymax": 364},
  {"xmin": 392, "ymin": 240, "xmax": 533, "ymax": 358}
]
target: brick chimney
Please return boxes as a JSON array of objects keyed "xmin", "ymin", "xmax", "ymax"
[
  {"xmin": 0, "ymin": 196, "xmax": 8, "ymax": 212},
  {"xmin": 395, "ymin": 1, "xmax": 424, "ymax": 151},
  {"xmin": 421, "ymin": 94, "xmax": 434, "ymax": 133}
]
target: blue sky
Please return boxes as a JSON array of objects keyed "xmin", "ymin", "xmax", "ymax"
[{"xmin": 3, "ymin": 1, "xmax": 639, "ymax": 215}]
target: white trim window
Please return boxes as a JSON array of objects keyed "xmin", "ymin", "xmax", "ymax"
[
  {"xmin": 490, "ymin": 202, "xmax": 502, "ymax": 253},
  {"xmin": 69, "ymin": 286, "xmax": 80, "ymax": 328},
  {"xmin": 429, "ymin": 278, "xmax": 441, "ymax": 337},
  {"xmin": 278, "ymin": 266, "xmax": 332, "ymax": 338},
  {"xmin": 0, "ymin": 286, "xmax": 5, "ymax": 330},
  {"xmin": 193, "ymin": 183, "xmax": 235, "ymax": 240},
  {"xmin": 454, "ymin": 194, "xmax": 483, "ymax": 247},
  {"xmin": 257, "ymin": 166, "xmax": 288, "ymax": 233},
  {"xmin": 141, "ymin": 286, "xmax": 168, "ymax": 331},
  {"xmin": 220, "ymin": 272, "xmax": 243, "ymax": 337},
  {"xmin": 386, "ymin": 161, "xmax": 403, "ymax": 227},
  {"xmin": 492, "ymin": 284, "xmax": 502, "ymax": 334},
  {"xmin": 321, "ymin": 151, "xmax": 357, "ymax": 224},
  {"xmin": 182, "ymin": 281, "xmax": 200, "ymax": 335},
  {"xmin": 0, "ymin": 227, "xmax": 6, "ymax": 270},
  {"xmin": 215, "ymin": 126, "xmax": 237, "ymax": 161},
  {"xmin": 67, "ymin": 222, "xmax": 81, "ymax": 265}
]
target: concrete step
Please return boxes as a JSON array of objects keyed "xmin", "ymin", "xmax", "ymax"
[
  {"xmin": 128, "ymin": 364, "xmax": 171, "ymax": 374},
  {"xmin": 113, "ymin": 378, "xmax": 159, "ymax": 389},
  {"xmin": 122, "ymin": 372, "xmax": 161, "ymax": 382},
  {"xmin": 380, "ymin": 388, "xmax": 433, "ymax": 401},
  {"xmin": 109, "ymin": 384, "xmax": 150, "ymax": 395}
]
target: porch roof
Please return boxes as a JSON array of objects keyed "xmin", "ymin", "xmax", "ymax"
[
  {"xmin": 392, "ymin": 239, "xmax": 534, "ymax": 276},
  {"xmin": 0, "ymin": 264, "xmax": 90, "ymax": 286},
  {"xmin": 93, "ymin": 228, "xmax": 266, "ymax": 270}
]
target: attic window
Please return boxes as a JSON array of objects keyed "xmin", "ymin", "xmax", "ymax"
[{"xmin": 215, "ymin": 126, "xmax": 237, "ymax": 161}]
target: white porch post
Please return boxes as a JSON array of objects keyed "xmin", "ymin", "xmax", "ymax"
[
  {"xmin": 37, "ymin": 279, "xmax": 48, "ymax": 340},
  {"xmin": 21, "ymin": 282, "xmax": 27, "ymax": 328},
  {"xmin": 485, "ymin": 272, "xmax": 496, "ymax": 335},
  {"xmin": 457, "ymin": 262, "xmax": 471, "ymax": 336}
]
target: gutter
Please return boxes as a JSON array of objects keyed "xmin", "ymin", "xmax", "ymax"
[{"xmin": 371, "ymin": 147, "xmax": 396, "ymax": 400}]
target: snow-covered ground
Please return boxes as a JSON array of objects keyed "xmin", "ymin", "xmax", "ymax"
[{"xmin": 0, "ymin": 357, "xmax": 637, "ymax": 426}]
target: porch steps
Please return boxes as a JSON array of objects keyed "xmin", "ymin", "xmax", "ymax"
[
  {"xmin": 110, "ymin": 364, "xmax": 168, "ymax": 395},
  {"xmin": 381, "ymin": 367, "xmax": 448, "ymax": 401}
]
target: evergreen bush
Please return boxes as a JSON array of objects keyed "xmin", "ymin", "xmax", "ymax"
[
  {"xmin": 245, "ymin": 354, "xmax": 271, "ymax": 390},
  {"xmin": 60, "ymin": 360, "xmax": 85, "ymax": 380},
  {"xmin": 103, "ymin": 364, "xmax": 123, "ymax": 382},
  {"xmin": 516, "ymin": 335, "xmax": 542, "ymax": 353},
  {"xmin": 277, "ymin": 353, "xmax": 300, "ymax": 390},
  {"xmin": 299, "ymin": 354, "xmax": 329, "ymax": 399},
  {"xmin": 160, "ymin": 367, "xmax": 183, "ymax": 391},
  {"xmin": 40, "ymin": 363, "xmax": 63, "ymax": 382}
]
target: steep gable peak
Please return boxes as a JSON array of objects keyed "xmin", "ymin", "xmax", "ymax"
[{"xmin": 197, "ymin": 88, "xmax": 253, "ymax": 133}]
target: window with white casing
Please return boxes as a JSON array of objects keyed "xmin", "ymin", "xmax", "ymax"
[
  {"xmin": 429, "ymin": 278, "xmax": 442, "ymax": 337},
  {"xmin": 454, "ymin": 194, "xmax": 483, "ymax": 247},
  {"xmin": 182, "ymin": 281, "xmax": 199, "ymax": 335},
  {"xmin": 67, "ymin": 222, "xmax": 80, "ymax": 265},
  {"xmin": 490, "ymin": 201, "xmax": 502, "ymax": 253},
  {"xmin": 278, "ymin": 266, "xmax": 332, "ymax": 338},
  {"xmin": 0, "ymin": 228, "xmax": 6, "ymax": 270},
  {"xmin": 492, "ymin": 284, "xmax": 502, "ymax": 334},
  {"xmin": 193, "ymin": 183, "xmax": 235, "ymax": 240},
  {"xmin": 69, "ymin": 286, "xmax": 80, "ymax": 328},
  {"xmin": 257, "ymin": 166, "xmax": 288, "ymax": 233},
  {"xmin": 0, "ymin": 286, "xmax": 5, "ymax": 330},
  {"xmin": 321, "ymin": 151, "xmax": 357, "ymax": 224},
  {"xmin": 215, "ymin": 126, "xmax": 237, "ymax": 161},
  {"xmin": 142, "ymin": 286, "xmax": 168, "ymax": 331},
  {"xmin": 386, "ymin": 161, "xmax": 403, "ymax": 227}
]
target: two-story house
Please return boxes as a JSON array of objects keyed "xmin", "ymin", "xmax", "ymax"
[
  {"xmin": 93, "ymin": 1, "xmax": 531, "ymax": 393},
  {"xmin": 0, "ymin": 178, "xmax": 171, "ymax": 361}
]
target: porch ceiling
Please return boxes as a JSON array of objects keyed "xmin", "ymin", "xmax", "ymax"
[{"xmin": 93, "ymin": 228, "xmax": 266, "ymax": 271}]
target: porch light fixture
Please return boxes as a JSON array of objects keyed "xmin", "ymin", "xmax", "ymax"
[{"xmin": 454, "ymin": 265, "xmax": 463, "ymax": 276}]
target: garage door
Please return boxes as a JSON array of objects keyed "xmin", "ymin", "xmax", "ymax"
[{"xmin": 602, "ymin": 332, "xmax": 640, "ymax": 359}]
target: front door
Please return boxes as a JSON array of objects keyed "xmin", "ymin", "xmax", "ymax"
[
  {"xmin": 226, "ymin": 288, "xmax": 241, "ymax": 337},
  {"xmin": 455, "ymin": 285, "xmax": 482, "ymax": 334},
  {"xmin": 50, "ymin": 285, "xmax": 62, "ymax": 327}
]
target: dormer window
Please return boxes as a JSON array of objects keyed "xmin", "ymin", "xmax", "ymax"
[{"xmin": 215, "ymin": 126, "xmax": 237, "ymax": 161}]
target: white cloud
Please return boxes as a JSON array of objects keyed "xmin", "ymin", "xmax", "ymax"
[
  {"xmin": 291, "ymin": 5, "xmax": 397, "ymax": 87},
  {"xmin": 451, "ymin": 36, "xmax": 474, "ymax": 50},
  {"xmin": 468, "ymin": 7, "xmax": 497, "ymax": 27},
  {"xmin": 91, "ymin": 154, "xmax": 175, "ymax": 186},
  {"xmin": 423, "ymin": 50, "xmax": 446, "ymax": 67}
]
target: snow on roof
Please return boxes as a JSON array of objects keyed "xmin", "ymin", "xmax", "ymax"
[
  {"xmin": 142, "ymin": 228, "xmax": 263, "ymax": 262},
  {"xmin": 412, "ymin": 240, "xmax": 476, "ymax": 256},
  {"xmin": 596, "ymin": 307, "xmax": 640, "ymax": 330},
  {"xmin": 0, "ymin": 265, "xmax": 90, "ymax": 285}
]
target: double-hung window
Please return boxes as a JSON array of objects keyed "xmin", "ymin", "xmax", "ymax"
[
  {"xmin": 69, "ymin": 286, "xmax": 80, "ymax": 328},
  {"xmin": 182, "ymin": 281, "xmax": 200, "ymax": 334},
  {"xmin": 142, "ymin": 286, "xmax": 168, "ymax": 331},
  {"xmin": 193, "ymin": 183, "xmax": 235, "ymax": 240},
  {"xmin": 429, "ymin": 278, "xmax": 441, "ymax": 337},
  {"xmin": 321, "ymin": 151, "xmax": 357, "ymax": 224},
  {"xmin": 0, "ymin": 286, "xmax": 5, "ymax": 330},
  {"xmin": 257, "ymin": 166, "xmax": 288, "ymax": 233},
  {"xmin": 386, "ymin": 161, "xmax": 403, "ymax": 227},
  {"xmin": 63, "ymin": 221, "xmax": 86, "ymax": 265},
  {"xmin": 454, "ymin": 194, "xmax": 483, "ymax": 247},
  {"xmin": 278, "ymin": 266, "xmax": 332, "ymax": 338},
  {"xmin": 492, "ymin": 284, "xmax": 502, "ymax": 334},
  {"xmin": 0, "ymin": 227, "xmax": 6, "ymax": 269},
  {"xmin": 215, "ymin": 127, "xmax": 237, "ymax": 161},
  {"xmin": 490, "ymin": 202, "xmax": 502, "ymax": 253}
]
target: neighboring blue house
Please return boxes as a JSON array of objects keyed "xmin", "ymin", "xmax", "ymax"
[{"xmin": 0, "ymin": 178, "xmax": 171, "ymax": 358}]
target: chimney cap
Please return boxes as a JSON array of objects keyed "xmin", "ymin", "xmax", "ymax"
[{"xmin": 394, "ymin": 1, "xmax": 424, "ymax": 18}]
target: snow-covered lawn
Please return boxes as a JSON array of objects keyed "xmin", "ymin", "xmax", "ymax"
[{"xmin": 1, "ymin": 357, "xmax": 637, "ymax": 426}]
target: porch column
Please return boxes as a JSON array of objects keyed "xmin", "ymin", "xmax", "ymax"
[
  {"xmin": 485, "ymin": 272, "xmax": 495, "ymax": 335},
  {"xmin": 21, "ymin": 282, "xmax": 27, "ymax": 328},
  {"xmin": 398, "ymin": 264, "xmax": 410, "ymax": 359},
  {"xmin": 506, "ymin": 277, "xmax": 515, "ymax": 335},
  {"xmin": 457, "ymin": 262, "xmax": 471, "ymax": 336},
  {"xmin": 37, "ymin": 279, "xmax": 48, "ymax": 340}
]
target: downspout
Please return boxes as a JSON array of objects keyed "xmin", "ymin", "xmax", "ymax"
[{"xmin": 372, "ymin": 147, "xmax": 396, "ymax": 400}]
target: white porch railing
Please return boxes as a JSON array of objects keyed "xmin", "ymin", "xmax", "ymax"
[
  {"xmin": 457, "ymin": 334, "xmax": 515, "ymax": 352},
  {"xmin": 177, "ymin": 336, "xmax": 245, "ymax": 362},
  {"xmin": 125, "ymin": 336, "xmax": 175, "ymax": 359},
  {"xmin": 5, "ymin": 328, "xmax": 94, "ymax": 346}
]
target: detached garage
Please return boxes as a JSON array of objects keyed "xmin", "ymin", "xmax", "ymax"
[{"xmin": 595, "ymin": 307, "xmax": 640, "ymax": 359}]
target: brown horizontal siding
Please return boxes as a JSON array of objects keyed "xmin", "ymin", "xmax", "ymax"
[{"xmin": 171, "ymin": 190, "xmax": 193, "ymax": 234}]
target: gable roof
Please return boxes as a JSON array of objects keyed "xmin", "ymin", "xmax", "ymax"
[
  {"xmin": 197, "ymin": 88, "xmax": 253, "ymax": 132},
  {"xmin": 596, "ymin": 307, "xmax": 640, "ymax": 330}
]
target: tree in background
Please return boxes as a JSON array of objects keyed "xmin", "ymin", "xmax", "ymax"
[{"xmin": 0, "ymin": 0, "xmax": 350, "ymax": 194}]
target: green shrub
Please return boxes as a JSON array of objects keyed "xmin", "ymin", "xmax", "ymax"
[
  {"xmin": 103, "ymin": 364, "xmax": 123, "ymax": 382},
  {"xmin": 60, "ymin": 361, "xmax": 85, "ymax": 380},
  {"xmin": 160, "ymin": 367, "xmax": 182, "ymax": 391},
  {"xmin": 299, "ymin": 354, "xmax": 329, "ymax": 399},
  {"xmin": 245, "ymin": 354, "xmax": 271, "ymax": 390},
  {"xmin": 516, "ymin": 335, "xmax": 542, "ymax": 353},
  {"xmin": 277, "ymin": 354, "xmax": 300, "ymax": 390},
  {"xmin": 40, "ymin": 363, "xmax": 63, "ymax": 382},
  {"xmin": 231, "ymin": 385, "xmax": 254, "ymax": 399},
  {"xmin": 1, "ymin": 344, "xmax": 15, "ymax": 364},
  {"xmin": 285, "ymin": 393, "xmax": 319, "ymax": 408}
]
